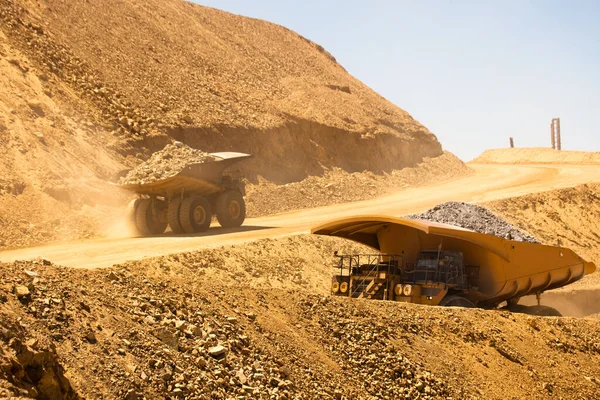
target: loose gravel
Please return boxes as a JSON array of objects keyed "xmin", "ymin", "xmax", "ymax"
[{"xmin": 405, "ymin": 202, "xmax": 539, "ymax": 243}]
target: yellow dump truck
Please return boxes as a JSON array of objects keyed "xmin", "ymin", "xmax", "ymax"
[
  {"xmin": 120, "ymin": 152, "xmax": 251, "ymax": 235},
  {"xmin": 312, "ymin": 216, "xmax": 596, "ymax": 315}
]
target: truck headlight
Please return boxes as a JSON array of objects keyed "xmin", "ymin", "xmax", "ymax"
[
  {"xmin": 340, "ymin": 282, "xmax": 348, "ymax": 293},
  {"xmin": 403, "ymin": 284, "xmax": 412, "ymax": 296},
  {"xmin": 332, "ymin": 282, "xmax": 340, "ymax": 293},
  {"xmin": 395, "ymin": 284, "xmax": 403, "ymax": 296}
]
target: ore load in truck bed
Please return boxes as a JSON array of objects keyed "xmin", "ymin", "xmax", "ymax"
[
  {"xmin": 404, "ymin": 202, "xmax": 539, "ymax": 243},
  {"xmin": 118, "ymin": 142, "xmax": 216, "ymax": 186}
]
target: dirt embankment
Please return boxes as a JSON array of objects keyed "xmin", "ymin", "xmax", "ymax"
[
  {"xmin": 472, "ymin": 148, "xmax": 600, "ymax": 164},
  {"xmin": 3, "ymin": 253, "xmax": 600, "ymax": 400},
  {"xmin": 0, "ymin": 0, "xmax": 446, "ymax": 178},
  {"xmin": 0, "ymin": 0, "xmax": 465, "ymax": 249},
  {"xmin": 0, "ymin": 27, "xmax": 131, "ymax": 249},
  {"xmin": 246, "ymin": 151, "xmax": 472, "ymax": 217}
]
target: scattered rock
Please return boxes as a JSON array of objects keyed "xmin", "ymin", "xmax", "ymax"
[
  {"xmin": 33, "ymin": 132, "xmax": 45, "ymax": 142},
  {"xmin": 26, "ymin": 99, "xmax": 44, "ymax": 116},
  {"xmin": 23, "ymin": 270, "xmax": 38, "ymax": 278},
  {"xmin": 85, "ymin": 331, "xmax": 97, "ymax": 344},
  {"xmin": 107, "ymin": 271, "xmax": 120, "ymax": 282},
  {"xmin": 14, "ymin": 285, "xmax": 30, "ymax": 298},
  {"xmin": 151, "ymin": 327, "xmax": 178, "ymax": 349},
  {"xmin": 208, "ymin": 345, "xmax": 227, "ymax": 359}
]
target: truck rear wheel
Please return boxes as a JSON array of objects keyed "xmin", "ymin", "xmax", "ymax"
[
  {"xmin": 179, "ymin": 195, "xmax": 212, "ymax": 233},
  {"xmin": 215, "ymin": 190, "xmax": 246, "ymax": 228},
  {"xmin": 524, "ymin": 305, "xmax": 562, "ymax": 317},
  {"xmin": 135, "ymin": 198, "xmax": 168, "ymax": 236},
  {"xmin": 126, "ymin": 198, "xmax": 141, "ymax": 235},
  {"xmin": 168, "ymin": 197, "xmax": 185, "ymax": 234},
  {"xmin": 440, "ymin": 295, "xmax": 475, "ymax": 308}
]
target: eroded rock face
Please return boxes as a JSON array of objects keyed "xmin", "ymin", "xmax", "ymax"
[
  {"xmin": 118, "ymin": 142, "xmax": 215, "ymax": 185},
  {"xmin": 405, "ymin": 202, "xmax": 539, "ymax": 243},
  {"xmin": 0, "ymin": 329, "xmax": 78, "ymax": 399}
]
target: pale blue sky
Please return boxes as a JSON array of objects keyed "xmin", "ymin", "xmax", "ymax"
[{"xmin": 195, "ymin": 1, "xmax": 599, "ymax": 160}]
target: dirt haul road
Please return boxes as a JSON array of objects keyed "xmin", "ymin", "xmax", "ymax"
[{"xmin": 1, "ymin": 162, "xmax": 599, "ymax": 268}]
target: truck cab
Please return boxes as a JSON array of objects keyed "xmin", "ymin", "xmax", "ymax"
[{"xmin": 331, "ymin": 250, "xmax": 479, "ymax": 306}]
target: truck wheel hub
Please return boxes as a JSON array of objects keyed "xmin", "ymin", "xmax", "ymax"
[
  {"xmin": 193, "ymin": 206, "xmax": 206, "ymax": 224},
  {"xmin": 229, "ymin": 200, "xmax": 240, "ymax": 219}
]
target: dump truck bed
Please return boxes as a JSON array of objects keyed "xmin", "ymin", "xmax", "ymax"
[
  {"xmin": 118, "ymin": 152, "xmax": 251, "ymax": 196},
  {"xmin": 312, "ymin": 215, "xmax": 596, "ymax": 307}
]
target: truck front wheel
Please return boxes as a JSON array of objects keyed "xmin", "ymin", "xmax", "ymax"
[
  {"xmin": 215, "ymin": 190, "xmax": 246, "ymax": 228},
  {"xmin": 168, "ymin": 197, "xmax": 185, "ymax": 234}
]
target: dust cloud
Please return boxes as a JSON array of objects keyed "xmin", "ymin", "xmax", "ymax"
[{"xmin": 522, "ymin": 288, "xmax": 600, "ymax": 317}]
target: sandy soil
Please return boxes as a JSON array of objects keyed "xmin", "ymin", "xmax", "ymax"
[
  {"xmin": 3, "ymin": 243, "xmax": 600, "ymax": 399},
  {"xmin": 0, "ymin": 0, "xmax": 466, "ymax": 250},
  {"xmin": 1, "ymin": 150, "xmax": 600, "ymax": 399},
  {"xmin": 472, "ymin": 148, "xmax": 600, "ymax": 164},
  {"xmin": 2, "ymin": 162, "xmax": 598, "ymax": 269}
]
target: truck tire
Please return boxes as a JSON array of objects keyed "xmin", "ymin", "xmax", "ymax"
[
  {"xmin": 440, "ymin": 295, "xmax": 476, "ymax": 308},
  {"xmin": 215, "ymin": 190, "xmax": 246, "ymax": 228},
  {"xmin": 126, "ymin": 198, "xmax": 141, "ymax": 235},
  {"xmin": 524, "ymin": 305, "xmax": 562, "ymax": 317},
  {"xmin": 179, "ymin": 195, "xmax": 212, "ymax": 233},
  {"xmin": 135, "ymin": 198, "xmax": 168, "ymax": 236},
  {"xmin": 168, "ymin": 197, "xmax": 185, "ymax": 234}
]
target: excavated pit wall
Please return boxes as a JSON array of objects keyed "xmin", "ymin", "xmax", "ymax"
[
  {"xmin": 0, "ymin": 0, "xmax": 444, "ymax": 186},
  {"xmin": 167, "ymin": 118, "xmax": 442, "ymax": 184}
]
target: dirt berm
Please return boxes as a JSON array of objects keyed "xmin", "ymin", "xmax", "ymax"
[
  {"xmin": 472, "ymin": 148, "xmax": 600, "ymax": 164},
  {"xmin": 0, "ymin": 0, "xmax": 466, "ymax": 249}
]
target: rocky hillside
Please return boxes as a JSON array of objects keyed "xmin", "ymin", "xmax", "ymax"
[
  {"xmin": 0, "ymin": 0, "xmax": 461, "ymax": 249},
  {"xmin": 3, "ymin": 238, "xmax": 600, "ymax": 399},
  {"xmin": 0, "ymin": 0, "xmax": 443, "ymax": 182}
]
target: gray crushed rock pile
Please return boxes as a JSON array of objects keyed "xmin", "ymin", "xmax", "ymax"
[
  {"xmin": 405, "ymin": 202, "xmax": 539, "ymax": 243},
  {"xmin": 119, "ymin": 142, "xmax": 215, "ymax": 185}
]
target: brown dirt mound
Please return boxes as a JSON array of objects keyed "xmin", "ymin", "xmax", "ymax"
[
  {"xmin": 0, "ymin": 0, "xmax": 468, "ymax": 249},
  {"xmin": 0, "ymin": 0, "xmax": 444, "ymax": 183},
  {"xmin": 472, "ymin": 148, "xmax": 600, "ymax": 164},
  {"xmin": 246, "ymin": 151, "xmax": 472, "ymax": 217},
  {"xmin": 3, "ymin": 241, "xmax": 600, "ymax": 399}
]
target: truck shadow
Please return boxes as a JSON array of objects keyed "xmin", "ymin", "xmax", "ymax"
[{"xmin": 156, "ymin": 225, "xmax": 275, "ymax": 238}]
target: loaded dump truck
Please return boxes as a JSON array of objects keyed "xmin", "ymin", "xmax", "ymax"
[
  {"xmin": 119, "ymin": 151, "xmax": 251, "ymax": 235},
  {"xmin": 312, "ymin": 216, "xmax": 596, "ymax": 316}
]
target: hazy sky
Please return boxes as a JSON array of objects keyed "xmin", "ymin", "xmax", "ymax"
[{"xmin": 195, "ymin": 1, "xmax": 599, "ymax": 160}]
